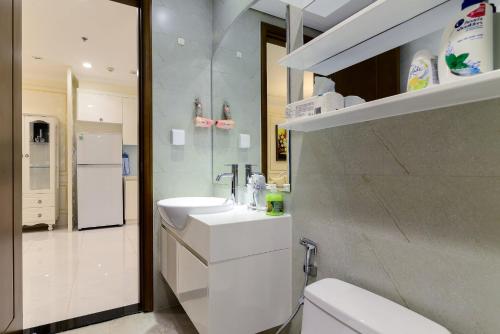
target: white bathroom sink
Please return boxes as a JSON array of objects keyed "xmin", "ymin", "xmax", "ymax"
[{"xmin": 157, "ymin": 197, "xmax": 233, "ymax": 230}]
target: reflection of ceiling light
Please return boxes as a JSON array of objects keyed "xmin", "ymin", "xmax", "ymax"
[
  {"xmin": 32, "ymin": 56, "xmax": 43, "ymax": 60},
  {"xmin": 82, "ymin": 62, "xmax": 92, "ymax": 69},
  {"xmin": 156, "ymin": 8, "xmax": 168, "ymax": 26},
  {"xmin": 87, "ymin": 104, "xmax": 94, "ymax": 108}
]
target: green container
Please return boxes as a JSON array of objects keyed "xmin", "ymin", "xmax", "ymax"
[{"xmin": 266, "ymin": 185, "xmax": 284, "ymax": 216}]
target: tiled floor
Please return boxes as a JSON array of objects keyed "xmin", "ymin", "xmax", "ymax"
[
  {"xmin": 61, "ymin": 307, "xmax": 197, "ymax": 334},
  {"xmin": 23, "ymin": 224, "xmax": 139, "ymax": 329}
]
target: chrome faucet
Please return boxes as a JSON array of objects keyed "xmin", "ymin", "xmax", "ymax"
[
  {"xmin": 245, "ymin": 164, "xmax": 258, "ymax": 184},
  {"xmin": 216, "ymin": 164, "xmax": 238, "ymax": 203}
]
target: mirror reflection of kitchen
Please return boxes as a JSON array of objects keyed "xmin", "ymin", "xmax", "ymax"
[{"xmin": 21, "ymin": 0, "xmax": 139, "ymax": 330}]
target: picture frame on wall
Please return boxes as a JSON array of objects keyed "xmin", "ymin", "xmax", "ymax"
[{"xmin": 275, "ymin": 125, "xmax": 287, "ymax": 162}]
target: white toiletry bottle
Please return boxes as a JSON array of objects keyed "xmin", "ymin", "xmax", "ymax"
[
  {"xmin": 438, "ymin": 0, "xmax": 495, "ymax": 83},
  {"xmin": 407, "ymin": 50, "xmax": 439, "ymax": 91}
]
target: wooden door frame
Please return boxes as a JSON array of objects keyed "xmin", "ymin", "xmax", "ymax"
[
  {"xmin": 4, "ymin": 0, "xmax": 23, "ymax": 332},
  {"xmin": 110, "ymin": 0, "xmax": 154, "ymax": 312},
  {"xmin": 137, "ymin": 0, "xmax": 154, "ymax": 312}
]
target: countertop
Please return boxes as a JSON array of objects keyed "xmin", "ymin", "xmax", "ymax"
[{"xmin": 189, "ymin": 205, "xmax": 291, "ymax": 226}]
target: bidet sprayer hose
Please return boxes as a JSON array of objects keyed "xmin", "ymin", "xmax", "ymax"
[{"xmin": 275, "ymin": 238, "xmax": 317, "ymax": 334}]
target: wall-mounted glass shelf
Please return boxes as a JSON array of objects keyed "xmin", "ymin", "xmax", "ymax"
[{"xmin": 281, "ymin": 70, "xmax": 500, "ymax": 132}]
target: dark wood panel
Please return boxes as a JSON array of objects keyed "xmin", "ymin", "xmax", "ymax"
[
  {"xmin": 109, "ymin": 0, "xmax": 139, "ymax": 7},
  {"xmin": 375, "ymin": 48, "xmax": 401, "ymax": 99},
  {"xmin": 138, "ymin": 0, "xmax": 154, "ymax": 312},
  {"xmin": 329, "ymin": 48, "xmax": 400, "ymax": 101},
  {"xmin": 0, "ymin": 0, "xmax": 15, "ymax": 328},
  {"xmin": 12, "ymin": 0, "xmax": 23, "ymax": 331},
  {"xmin": 1, "ymin": 0, "xmax": 22, "ymax": 332}
]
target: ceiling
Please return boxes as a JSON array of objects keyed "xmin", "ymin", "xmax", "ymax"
[
  {"xmin": 23, "ymin": 0, "xmax": 138, "ymax": 87},
  {"xmin": 252, "ymin": 0, "xmax": 375, "ymax": 32}
]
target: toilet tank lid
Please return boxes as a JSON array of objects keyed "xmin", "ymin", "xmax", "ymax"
[{"xmin": 304, "ymin": 279, "xmax": 450, "ymax": 334}]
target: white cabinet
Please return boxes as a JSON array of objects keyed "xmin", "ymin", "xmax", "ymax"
[
  {"xmin": 122, "ymin": 97, "xmax": 138, "ymax": 145},
  {"xmin": 161, "ymin": 229, "xmax": 209, "ymax": 296},
  {"xmin": 124, "ymin": 176, "xmax": 138, "ymax": 224},
  {"xmin": 76, "ymin": 90, "xmax": 139, "ymax": 139},
  {"xmin": 161, "ymin": 229, "xmax": 179, "ymax": 291},
  {"xmin": 77, "ymin": 89, "xmax": 123, "ymax": 124},
  {"xmin": 160, "ymin": 210, "xmax": 292, "ymax": 334},
  {"xmin": 22, "ymin": 115, "xmax": 59, "ymax": 230}
]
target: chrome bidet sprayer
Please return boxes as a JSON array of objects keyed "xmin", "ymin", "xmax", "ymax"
[
  {"xmin": 301, "ymin": 238, "xmax": 318, "ymax": 277},
  {"xmin": 276, "ymin": 238, "xmax": 318, "ymax": 334}
]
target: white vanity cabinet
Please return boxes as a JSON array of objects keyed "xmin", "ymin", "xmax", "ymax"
[
  {"xmin": 161, "ymin": 207, "xmax": 292, "ymax": 334},
  {"xmin": 22, "ymin": 115, "xmax": 59, "ymax": 230},
  {"xmin": 77, "ymin": 89, "xmax": 123, "ymax": 124}
]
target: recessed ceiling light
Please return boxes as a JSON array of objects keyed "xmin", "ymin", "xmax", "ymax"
[
  {"xmin": 82, "ymin": 62, "xmax": 92, "ymax": 69},
  {"xmin": 107, "ymin": 66, "xmax": 115, "ymax": 72},
  {"xmin": 32, "ymin": 56, "xmax": 43, "ymax": 60},
  {"xmin": 130, "ymin": 69, "xmax": 139, "ymax": 76}
]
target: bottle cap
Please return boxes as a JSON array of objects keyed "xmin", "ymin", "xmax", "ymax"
[{"xmin": 462, "ymin": 0, "xmax": 486, "ymax": 10}]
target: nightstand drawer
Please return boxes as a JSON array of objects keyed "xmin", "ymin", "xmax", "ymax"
[
  {"xmin": 23, "ymin": 194, "xmax": 54, "ymax": 208},
  {"xmin": 23, "ymin": 207, "xmax": 55, "ymax": 223}
]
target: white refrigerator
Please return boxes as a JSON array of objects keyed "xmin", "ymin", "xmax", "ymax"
[{"xmin": 77, "ymin": 133, "xmax": 123, "ymax": 229}]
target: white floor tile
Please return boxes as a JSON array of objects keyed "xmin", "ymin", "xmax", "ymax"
[{"xmin": 23, "ymin": 225, "xmax": 140, "ymax": 329}]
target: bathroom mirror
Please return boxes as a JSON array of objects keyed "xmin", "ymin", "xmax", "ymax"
[{"xmin": 211, "ymin": 3, "xmax": 315, "ymax": 194}]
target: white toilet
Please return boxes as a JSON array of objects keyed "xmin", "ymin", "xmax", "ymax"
[{"xmin": 301, "ymin": 279, "xmax": 451, "ymax": 334}]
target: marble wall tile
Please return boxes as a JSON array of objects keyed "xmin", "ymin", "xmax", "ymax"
[
  {"xmin": 290, "ymin": 98, "xmax": 500, "ymax": 334},
  {"xmin": 153, "ymin": 0, "xmax": 213, "ymax": 47},
  {"xmin": 152, "ymin": 0, "xmax": 214, "ymax": 310}
]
